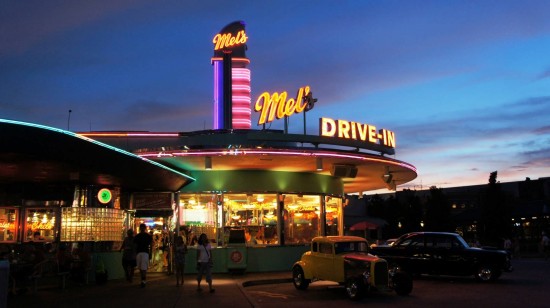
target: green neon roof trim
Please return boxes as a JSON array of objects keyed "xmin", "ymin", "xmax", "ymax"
[{"xmin": 0, "ymin": 119, "xmax": 195, "ymax": 182}]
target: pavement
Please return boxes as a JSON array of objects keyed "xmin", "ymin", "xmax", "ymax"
[{"xmin": 6, "ymin": 271, "xmax": 293, "ymax": 308}]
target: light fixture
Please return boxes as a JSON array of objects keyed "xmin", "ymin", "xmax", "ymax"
[
  {"xmin": 316, "ymin": 157, "xmax": 323, "ymax": 171},
  {"xmin": 382, "ymin": 166, "xmax": 393, "ymax": 183},
  {"xmin": 257, "ymin": 195, "xmax": 264, "ymax": 202},
  {"xmin": 205, "ymin": 156, "xmax": 212, "ymax": 170}
]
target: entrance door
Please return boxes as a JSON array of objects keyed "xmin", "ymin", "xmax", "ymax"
[{"xmin": 134, "ymin": 209, "xmax": 174, "ymax": 273}]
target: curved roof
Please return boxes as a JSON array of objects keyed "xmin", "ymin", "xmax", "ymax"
[
  {"xmin": 0, "ymin": 119, "xmax": 194, "ymax": 191},
  {"xmin": 82, "ymin": 129, "xmax": 417, "ymax": 193}
]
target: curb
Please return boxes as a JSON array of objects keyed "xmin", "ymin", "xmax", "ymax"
[{"xmin": 242, "ymin": 278, "xmax": 293, "ymax": 287}]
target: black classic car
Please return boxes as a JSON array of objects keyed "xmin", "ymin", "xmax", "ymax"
[{"xmin": 370, "ymin": 232, "xmax": 513, "ymax": 281}]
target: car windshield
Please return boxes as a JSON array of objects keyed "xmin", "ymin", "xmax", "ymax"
[{"xmin": 334, "ymin": 241, "xmax": 368, "ymax": 254}]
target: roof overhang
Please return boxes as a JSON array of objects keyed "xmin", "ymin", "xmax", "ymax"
[
  {"xmin": 0, "ymin": 119, "xmax": 194, "ymax": 191},
  {"xmin": 82, "ymin": 129, "xmax": 416, "ymax": 193}
]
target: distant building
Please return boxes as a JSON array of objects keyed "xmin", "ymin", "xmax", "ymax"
[{"xmin": 345, "ymin": 177, "xmax": 550, "ymax": 252}]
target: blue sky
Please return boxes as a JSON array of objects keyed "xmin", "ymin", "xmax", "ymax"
[{"xmin": 1, "ymin": 0, "xmax": 549, "ymax": 191}]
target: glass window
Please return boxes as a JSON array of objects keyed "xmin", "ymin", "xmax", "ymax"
[
  {"xmin": 319, "ymin": 243, "xmax": 333, "ymax": 254},
  {"xmin": 179, "ymin": 193, "xmax": 218, "ymax": 246},
  {"xmin": 25, "ymin": 208, "xmax": 56, "ymax": 242},
  {"xmin": 223, "ymin": 193, "xmax": 278, "ymax": 246},
  {"xmin": 284, "ymin": 194, "xmax": 321, "ymax": 245},
  {"xmin": 0, "ymin": 208, "xmax": 17, "ymax": 242},
  {"xmin": 335, "ymin": 241, "xmax": 368, "ymax": 254},
  {"xmin": 60, "ymin": 208, "xmax": 124, "ymax": 242},
  {"xmin": 325, "ymin": 196, "xmax": 341, "ymax": 236}
]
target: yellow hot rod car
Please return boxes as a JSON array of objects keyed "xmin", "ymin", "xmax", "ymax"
[{"xmin": 292, "ymin": 236, "xmax": 412, "ymax": 300}]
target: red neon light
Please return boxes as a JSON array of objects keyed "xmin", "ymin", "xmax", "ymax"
[
  {"xmin": 140, "ymin": 149, "xmax": 417, "ymax": 173},
  {"xmin": 231, "ymin": 68, "xmax": 251, "ymax": 129},
  {"xmin": 79, "ymin": 132, "xmax": 179, "ymax": 137}
]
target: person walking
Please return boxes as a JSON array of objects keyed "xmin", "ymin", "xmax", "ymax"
[
  {"xmin": 134, "ymin": 223, "xmax": 153, "ymax": 288},
  {"xmin": 174, "ymin": 235, "xmax": 187, "ymax": 286},
  {"xmin": 120, "ymin": 229, "xmax": 137, "ymax": 282},
  {"xmin": 196, "ymin": 233, "xmax": 214, "ymax": 293}
]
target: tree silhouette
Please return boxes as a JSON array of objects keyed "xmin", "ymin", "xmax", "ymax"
[
  {"xmin": 480, "ymin": 171, "xmax": 513, "ymax": 247},
  {"xmin": 425, "ymin": 186, "xmax": 452, "ymax": 231}
]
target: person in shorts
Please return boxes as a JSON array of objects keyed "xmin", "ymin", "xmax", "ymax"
[
  {"xmin": 134, "ymin": 223, "xmax": 152, "ymax": 288},
  {"xmin": 196, "ymin": 233, "xmax": 214, "ymax": 293}
]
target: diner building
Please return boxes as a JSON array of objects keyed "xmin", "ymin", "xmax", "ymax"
[{"xmin": 0, "ymin": 21, "xmax": 417, "ymax": 279}]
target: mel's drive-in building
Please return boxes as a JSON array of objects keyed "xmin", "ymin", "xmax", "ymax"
[{"xmin": 0, "ymin": 21, "xmax": 416, "ymax": 278}]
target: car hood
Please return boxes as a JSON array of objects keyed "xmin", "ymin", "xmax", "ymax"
[{"xmin": 343, "ymin": 252, "xmax": 380, "ymax": 262}]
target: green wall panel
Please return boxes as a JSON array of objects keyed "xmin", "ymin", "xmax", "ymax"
[{"xmin": 180, "ymin": 170, "xmax": 343, "ymax": 195}]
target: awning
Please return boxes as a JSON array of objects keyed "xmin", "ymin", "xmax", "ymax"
[{"xmin": 0, "ymin": 119, "xmax": 194, "ymax": 191}]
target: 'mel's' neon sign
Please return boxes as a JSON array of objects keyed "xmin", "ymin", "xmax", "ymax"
[
  {"xmin": 213, "ymin": 30, "xmax": 248, "ymax": 51},
  {"xmin": 320, "ymin": 117, "xmax": 396, "ymax": 148},
  {"xmin": 254, "ymin": 86, "xmax": 315, "ymax": 125}
]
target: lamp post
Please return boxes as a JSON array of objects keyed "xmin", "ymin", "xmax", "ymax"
[{"xmin": 67, "ymin": 109, "xmax": 72, "ymax": 131}]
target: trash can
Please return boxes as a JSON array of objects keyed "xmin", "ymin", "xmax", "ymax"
[
  {"xmin": 0, "ymin": 260, "xmax": 9, "ymax": 307},
  {"xmin": 226, "ymin": 229, "xmax": 247, "ymax": 273}
]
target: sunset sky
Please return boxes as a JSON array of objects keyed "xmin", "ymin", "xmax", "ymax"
[{"xmin": 1, "ymin": 0, "xmax": 549, "ymax": 192}]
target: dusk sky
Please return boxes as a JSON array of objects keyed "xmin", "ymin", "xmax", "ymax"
[{"xmin": 1, "ymin": 0, "xmax": 549, "ymax": 192}]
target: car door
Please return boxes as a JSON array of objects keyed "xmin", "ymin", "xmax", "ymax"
[
  {"xmin": 394, "ymin": 234, "xmax": 429, "ymax": 273},
  {"xmin": 432, "ymin": 234, "xmax": 468, "ymax": 275},
  {"xmin": 312, "ymin": 242, "xmax": 335, "ymax": 281}
]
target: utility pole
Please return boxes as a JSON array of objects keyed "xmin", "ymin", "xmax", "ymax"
[{"xmin": 67, "ymin": 109, "xmax": 72, "ymax": 131}]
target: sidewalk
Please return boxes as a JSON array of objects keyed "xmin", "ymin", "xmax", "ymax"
[{"xmin": 6, "ymin": 271, "xmax": 292, "ymax": 308}]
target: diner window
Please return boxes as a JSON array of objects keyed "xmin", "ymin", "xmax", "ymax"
[
  {"xmin": 284, "ymin": 194, "xmax": 322, "ymax": 245},
  {"xmin": 179, "ymin": 193, "xmax": 218, "ymax": 246},
  {"xmin": 24, "ymin": 208, "xmax": 56, "ymax": 242},
  {"xmin": 0, "ymin": 208, "xmax": 17, "ymax": 242},
  {"xmin": 223, "ymin": 193, "xmax": 278, "ymax": 246},
  {"xmin": 325, "ymin": 196, "xmax": 341, "ymax": 236}
]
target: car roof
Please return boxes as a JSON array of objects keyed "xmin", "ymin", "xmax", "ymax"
[
  {"xmin": 404, "ymin": 232, "xmax": 459, "ymax": 236},
  {"xmin": 312, "ymin": 236, "xmax": 367, "ymax": 243}
]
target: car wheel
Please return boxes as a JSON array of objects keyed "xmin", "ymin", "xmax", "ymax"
[
  {"xmin": 475, "ymin": 264, "xmax": 497, "ymax": 282},
  {"xmin": 292, "ymin": 266, "xmax": 310, "ymax": 290},
  {"xmin": 392, "ymin": 272, "xmax": 413, "ymax": 296},
  {"xmin": 345, "ymin": 278, "xmax": 364, "ymax": 300}
]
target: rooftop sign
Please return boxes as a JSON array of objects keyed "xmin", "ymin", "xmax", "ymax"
[
  {"xmin": 213, "ymin": 29, "xmax": 248, "ymax": 51},
  {"xmin": 254, "ymin": 86, "xmax": 316, "ymax": 125},
  {"xmin": 320, "ymin": 117, "xmax": 396, "ymax": 148}
]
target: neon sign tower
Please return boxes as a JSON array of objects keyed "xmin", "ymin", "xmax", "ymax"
[{"xmin": 212, "ymin": 21, "xmax": 251, "ymax": 129}]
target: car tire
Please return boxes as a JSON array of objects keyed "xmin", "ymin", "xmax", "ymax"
[
  {"xmin": 475, "ymin": 264, "xmax": 498, "ymax": 282},
  {"xmin": 392, "ymin": 272, "xmax": 413, "ymax": 296},
  {"xmin": 292, "ymin": 266, "xmax": 310, "ymax": 290},
  {"xmin": 345, "ymin": 278, "xmax": 364, "ymax": 300}
]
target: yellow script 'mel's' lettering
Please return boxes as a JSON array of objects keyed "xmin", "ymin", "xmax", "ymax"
[
  {"xmin": 255, "ymin": 86, "xmax": 311, "ymax": 125},
  {"xmin": 213, "ymin": 30, "xmax": 248, "ymax": 51}
]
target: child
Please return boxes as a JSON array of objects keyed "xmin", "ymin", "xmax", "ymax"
[{"xmin": 174, "ymin": 235, "xmax": 187, "ymax": 286}]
